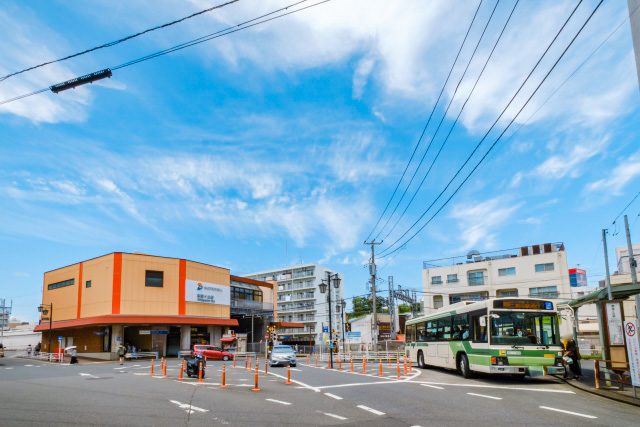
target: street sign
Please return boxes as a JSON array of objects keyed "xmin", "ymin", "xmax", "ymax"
[
  {"xmin": 323, "ymin": 326, "xmax": 328, "ymax": 333},
  {"xmin": 116, "ymin": 336, "xmax": 121, "ymax": 341},
  {"xmin": 606, "ymin": 302, "xmax": 624, "ymax": 345},
  {"xmin": 624, "ymin": 319, "xmax": 640, "ymax": 387},
  {"xmin": 265, "ymin": 334, "xmax": 268, "ymax": 339},
  {"xmin": 93, "ymin": 332, "xmax": 107, "ymax": 336},
  {"xmin": 149, "ymin": 330, "xmax": 168, "ymax": 335},
  {"xmin": 346, "ymin": 332, "xmax": 361, "ymax": 344},
  {"xmin": 58, "ymin": 336, "xmax": 62, "ymax": 340}
]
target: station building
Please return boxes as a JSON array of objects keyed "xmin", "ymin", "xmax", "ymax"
[{"xmin": 35, "ymin": 252, "xmax": 293, "ymax": 359}]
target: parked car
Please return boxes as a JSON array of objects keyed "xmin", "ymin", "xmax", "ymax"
[
  {"xmin": 268, "ymin": 345, "xmax": 296, "ymax": 367},
  {"xmin": 191, "ymin": 344, "xmax": 234, "ymax": 361}
]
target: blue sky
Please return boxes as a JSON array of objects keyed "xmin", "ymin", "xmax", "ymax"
[{"xmin": 1, "ymin": 0, "xmax": 640, "ymax": 322}]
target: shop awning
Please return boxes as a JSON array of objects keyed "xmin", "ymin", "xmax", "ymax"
[
  {"xmin": 220, "ymin": 337, "xmax": 236, "ymax": 343},
  {"xmin": 34, "ymin": 315, "xmax": 239, "ymax": 332}
]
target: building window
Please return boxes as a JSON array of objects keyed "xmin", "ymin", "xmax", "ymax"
[
  {"xmin": 431, "ymin": 276, "xmax": 442, "ymax": 285},
  {"xmin": 498, "ymin": 267, "xmax": 516, "ymax": 277},
  {"xmin": 497, "ymin": 289, "xmax": 518, "ymax": 298},
  {"xmin": 145, "ymin": 270, "xmax": 164, "ymax": 287},
  {"xmin": 447, "ymin": 274, "xmax": 458, "ymax": 283},
  {"xmin": 467, "ymin": 271, "xmax": 485, "ymax": 286},
  {"xmin": 449, "ymin": 292, "xmax": 488, "ymax": 304},
  {"xmin": 529, "ymin": 286, "xmax": 558, "ymax": 298},
  {"xmin": 47, "ymin": 279, "xmax": 74, "ymax": 290},
  {"xmin": 535, "ymin": 263, "xmax": 554, "ymax": 273},
  {"xmin": 433, "ymin": 295, "xmax": 443, "ymax": 309},
  {"xmin": 86, "ymin": 280, "xmax": 92, "ymax": 288}
]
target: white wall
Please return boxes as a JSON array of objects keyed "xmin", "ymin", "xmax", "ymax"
[{"xmin": 0, "ymin": 328, "xmax": 41, "ymax": 350}]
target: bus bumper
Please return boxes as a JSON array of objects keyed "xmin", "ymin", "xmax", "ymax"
[
  {"xmin": 489, "ymin": 366, "xmax": 527, "ymax": 374},
  {"xmin": 489, "ymin": 365, "xmax": 565, "ymax": 376}
]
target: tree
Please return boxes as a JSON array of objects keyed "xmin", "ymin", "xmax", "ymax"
[
  {"xmin": 398, "ymin": 303, "xmax": 412, "ymax": 314},
  {"xmin": 348, "ymin": 295, "xmax": 388, "ymax": 317}
]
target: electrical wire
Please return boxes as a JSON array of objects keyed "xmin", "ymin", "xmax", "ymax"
[
  {"xmin": 374, "ymin": 0, "xmax": 501, "ymax": 242},
  {"xmin": 381, "ymin": 0, "xmax": 521, "ymax": 241},
  {"xmin": 0, "ymin": 1, "xmax": 240, "ymax": 83},
  {"xmin": 612, "ymin": 190, "xmax": 640, "ymax": 225},
  {"xmin": 0, "ymin": 0, "xmax": 330, "ymax": 107},
  {"xmin": 362, "ymin": 0, "xmax": 484, "ymax": 243},
  {"xmin": 379, "ymin": 0, "xmax": 598, "ymax": 258}
]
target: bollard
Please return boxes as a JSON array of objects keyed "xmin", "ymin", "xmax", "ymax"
[
  {"xmin": 220, "ymin": 363, "xmax": 228, "ymax": 388},
  {"xmin": 252, "ymin": 372, "xmax": 260, "ymax": 392},
  {"xmin": 339, "ymin": 358, "xmax": 342, "ymax": 371},
  {"xmin": 379, "ymin": 359, "xmax": 384, "ymax": 377},
  {"xmin": 315, "ymin": 355, "xmax": 318, "ymax": 367},
  {"xmin": 150, "ymin": 359, "xmax": 154, "ymax": 376},
  {"xmin": 388, "ymin": 354, "xmax": 391, "ymax": 367},
  {"xmin": 327, "ymin": 357, "xmax": 330, "ymax": 369},
  {"xmin": 163, "ymin": 361, "xmax": 167, "ymax": 378},
  {"xmin": 403, "ymin": 359, "xmax": 408, "ymax": 376},
  {"xmin": 198, "ymin": 361, "xmax": 203, "ymax": 383},
  {"xmin": 265, "ymin": 359, "xmax": 268, "ymax": 375},
  {"xmin": 178, "ymin": 361, "xmax": 184, "ymax": 380},
  {"xmin": 256, "ymin": 357, "xmax": 259, "ymax": 374},
  {"xmin": 350, "ymin": 354, "xmax": 354, "ymax": 372},
  {"xmin": 397, "ymin": 363, "xmax": 401, "ymax": 379},
  {"xmin": 363, "ymin": 357, "xmax": 367, "ymax": 375},
  {"xmin": 306, "ymin": 355, "xmax": 309, "ymax": 365},
  {"xmin": 285, "ymin": 366, "xmax": 292, "ymax": 385},
  {"xmin": 234, "ymin": 355, "xmax": 236, "ymax": 368}
]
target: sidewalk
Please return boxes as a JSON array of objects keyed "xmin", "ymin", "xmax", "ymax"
[{"xmin": 560, "ymin": 359, "xmax": 640, "ymax": 407}]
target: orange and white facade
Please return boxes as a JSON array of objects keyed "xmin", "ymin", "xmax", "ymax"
[{"xmin": 35, "ymin": 252, "xmax": 274, "ymax": 359}]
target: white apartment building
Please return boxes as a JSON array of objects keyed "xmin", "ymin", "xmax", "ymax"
[
  {"xmin": 422, "ymin": 242, "xmax": 571, "ymax": 314},
  {"xmin": 243, "ymin": 264, "xmax": 344, "ymax": 345}
]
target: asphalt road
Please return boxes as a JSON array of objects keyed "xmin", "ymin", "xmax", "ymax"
[{"xmin": 1, "ymin": 356, "xmax": 638, "ymax": 426}]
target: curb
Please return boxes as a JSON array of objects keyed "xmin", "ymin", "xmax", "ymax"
[{"xmin": 558, "ymin": 376, "xmax": 640, "ymax": 407}]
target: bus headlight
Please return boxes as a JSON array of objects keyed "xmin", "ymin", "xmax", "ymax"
[
  {"xmin": 491, "ymin": 357, "xmax": 509, "ymax": 366},
  {"xmin": 554, "ymin": 357, "xmax": 563, "ymax": 367}
]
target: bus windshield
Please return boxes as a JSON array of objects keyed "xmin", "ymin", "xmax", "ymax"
[{"xmin": 490, "ymin": 311, "xmax": 560, "ymax": 346}]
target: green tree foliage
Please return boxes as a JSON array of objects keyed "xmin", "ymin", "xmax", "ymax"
[{"xmin": 348, "ymin": 295, "xmax": 388, "ymax": 317}]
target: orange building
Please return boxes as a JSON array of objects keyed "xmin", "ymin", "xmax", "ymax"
[{"xmin": 35, "ymin": 252, "xmax": 283, "ymax": 359}]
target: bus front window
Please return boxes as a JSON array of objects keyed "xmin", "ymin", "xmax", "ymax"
[{"xmin": 490, "ymin": 312, "xmax": 559, "ymax": 346}]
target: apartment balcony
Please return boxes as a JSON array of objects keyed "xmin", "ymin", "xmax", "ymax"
[
  {"xmin": 277, "ymin": 303, "xmax": 316, "ymax": 313},
  {"xmin": 529, "ymin": 292, "xmax": 560, "ymax": 298}
]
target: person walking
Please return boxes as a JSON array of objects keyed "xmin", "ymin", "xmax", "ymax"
[
  {"xmin": 70, "ymin": 348, "xmax": 78, "ymax": 364},
  {"xmin": 117, "ymin": 343, "xmax": 127, "ymax": 365},
  {"xmin": 27, "ymin": 344, "xmax": 32, "ymax": 357},
  {"xmin": 35, "ymin": 342, "xmax": 41, "ymax": 356}
]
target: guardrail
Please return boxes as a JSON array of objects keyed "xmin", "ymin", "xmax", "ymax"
[
  {"xmin": 126, "ymin": 352, "xmax": 158, "ymax": 360},
  {"xmin": 313, "ymin": 351, "xmax": 405, "ymax": 362},
  {"xmin": 15, "ymin": 351, "xmax": 64, "ymax": 362},
  {"xmin": 594, "ymin": 359, "xmax": 633, "ymax": 391}
]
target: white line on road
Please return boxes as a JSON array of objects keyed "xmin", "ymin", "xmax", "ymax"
[
  {"xmin": 169, "ymin": 400, "xmax": 209, "ymax": 414},
  {"xmin": 24, "ymin": 364, "xmax": 33, "ymax": 367},
  {"xmin": 421, "ymin": 384, "xmax": 444, "ymax": 390},
  {"xmin": 539, "ymin": 406, "xmax": 597, "ymax": 419},
  {"xmin": 267, "ymin": 370, "xmax": 322, "ymax": 392},
  {"xmin": 357, "ymin": 405, "xmax": 385, "ymax": 415},
  {"xmin": 317, "ymin": 411, "xmax": 347, "ymax": 420},
  {"xmin": 324, "ymin": 393, "xmax": 343, "ymax": 400},
  {"xmin": 114, "ymin": 367, "xmax": 127, "ymax": 370},
  {"xmin": 413, "ymin": 381, "xmax": 574, "ymax": 394},
  {"xmin": 290, "ymin": 368, "xmax": 301, "ymax": 371},
  {"xmin": 266, "ymin": 399, "xmax": 292, "ymax": 405},
  {"xmin": 79, "ymin": 373, "xmax": 95, "ymax": 377},
  {"xmin": 467, "ymin": 393, "xmax": 502, "ymax": 400},
  {"xmin": 134, "ymin": 373, "xmax": 147, "ymax": 375}
]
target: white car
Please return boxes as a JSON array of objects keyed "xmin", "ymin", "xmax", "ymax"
[{"xmin": 268, "ymin": 345, "xmax": 296, "ymax": 367}]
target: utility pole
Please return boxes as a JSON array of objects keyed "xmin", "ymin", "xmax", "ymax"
[
  {"xmin": 623, "ymin": 215, "xmax": 640, "ymax": 330},
  {"xmin": 603, "ymin": 229, "xmax": 612, "ymax": 300},
  {"xmin": 388, "ymin": 276, "xmax": 396, "ymax": 340},
  {"xmin": 364, "ymin": 241, "xmax": 382, "ymax": 348}
]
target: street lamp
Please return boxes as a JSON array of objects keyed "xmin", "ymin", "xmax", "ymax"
[
  {"xmin": 319, "ymin": 272, "xmax": 341, "ymax": 369},
  {"xmin": 38, "ymin": 303, "xmax": 53, "ymax": 353}
]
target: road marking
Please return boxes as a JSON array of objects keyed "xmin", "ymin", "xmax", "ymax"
[
  {"xmin": 413, "ymin": 381, "xmax": 574, "ymax": 394},
  {"xmin": 24, "ymin": 364, "xmax": 33, "ymax": 367},
  {"xmin": 357, "ymin": 405, "xmax": 385, "ymax": 416},
  {"xmin": 169, "ymin": 400, "xmax": 209, "ymax": 414},
  {"xmin": 79, "ymin": 373, "xmax": 95, "ymax": 377},
  {"xmin": 421, "ymin": 384, "xmax": 444, "ymax": 390},
  {"xmin": 267, "ymin": 370, "xmax": 322, "ymax": 392},
  {"xmin": 290, "ymin": 368, "xmax": 301, "ymax": 371},
  {"xmin": 134, "ymin": 373, "xmax": 147, "ymax": 376},
  {"xmin": 317, "ymin": 411, "xmax": 347, "ymax": 420},
  {"xmin": 324, "ymin": 393, "xmax": 343, "ymax": 400},
  {"xmin": 467, "ymin": 393, "xmax": 502, "ymax": 400},
  {"xmin": 114, "ymin": 367, "xmax": 127, "ymax": 370},
  {"xmin": 539, "ymin": 406, "xmax": 597, "ymax": 419},
  {"xmin": 266, "ymin": 398, "xmax": 292, "ymax": 405}
]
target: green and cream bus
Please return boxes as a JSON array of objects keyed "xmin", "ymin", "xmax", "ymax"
[{"xmin": 404, "ymin": 298, "xmax": 566, "ymax": 378}]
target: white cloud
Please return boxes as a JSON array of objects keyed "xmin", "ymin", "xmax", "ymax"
[
  {"xmin": 449, "ymin": 197, "xmax": 522, "ymax": 249},
  {"xmin": 353, "ymin": 56, "xmax": 375, "ymax": 99},
  {"xmin": 586, "ymin": 150, "xmax": 640, "ymax": 195},
  {"xmin": 532, "ymin": 135, "xmax": 609, "ymax": 179}
]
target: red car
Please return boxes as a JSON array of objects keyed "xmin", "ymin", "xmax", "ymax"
[{"xmin": 191, "ymin": 345, "xmax": 234, "ymax": 361}]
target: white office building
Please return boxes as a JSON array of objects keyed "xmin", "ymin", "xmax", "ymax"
[
  {"xmin": 422, "ymin": 242, "xmax": 571, "ymax": 314},
  {"xmin": 244, "ymin": 264, "xmax": 344, "ymax": 345}
]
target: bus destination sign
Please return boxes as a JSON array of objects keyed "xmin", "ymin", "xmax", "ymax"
[{"xmin": 493, "ymin": 299, "xmax": 553, "ymax": 310}]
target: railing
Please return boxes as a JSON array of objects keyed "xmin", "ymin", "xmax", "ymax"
[
  {"xmin": 431, "ymin": 280, "xmax": 442, "ymax": 285},
  {"xmin": 468, "ymin": 278, "xmax": 485, "ymax": 286},
  {"xmin": 447, "ymin": 278, "xmax": 459, "ymax": 283},
  {"xmin": 16, "ymin": 351, "xmax": 63, "ymax": 362},
  {"xmin": 278, "ymin": 304, "xmax": 315, "ymax": 312},
  {"xmin": 528, "ymin": 292, "xmax": 559, "ymax": 298},
  {"xmin": 594, "ymin": 360, "xmax": 633, "ymax": 391},
  {"xmin": 126, "ymin": 351, "xmax": 158, "ymax": 359}
]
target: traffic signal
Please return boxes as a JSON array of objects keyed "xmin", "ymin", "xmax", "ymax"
[{"xmin": 345, "ymin": 323, "xmax": 351, "ymax": 332}]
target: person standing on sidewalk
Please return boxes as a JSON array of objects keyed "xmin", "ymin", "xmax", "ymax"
[
  {"xmin": 70, "ymin": 348, "xmax": 78, "ymax": 364},
  {"xmin": 563, "ymin": 337, "xmax": 582, "ymax": 380},
  {"xmin": 117, "ymin": 343, "xmax": 127, "ymax": 365}
]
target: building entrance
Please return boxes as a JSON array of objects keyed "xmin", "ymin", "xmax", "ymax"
[{"xmin": 167, "ymin": 327, "xmax": 180, "ymax": 357}]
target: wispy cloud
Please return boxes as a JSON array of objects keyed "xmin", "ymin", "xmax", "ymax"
[{"xmin": 586, "ymin": 150, "xmax": 640, "ymax": 195}]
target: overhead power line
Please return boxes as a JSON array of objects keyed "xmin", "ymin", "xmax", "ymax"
[
  {"xmin": 374, "ymin": 0, "xmax": 502, "ymax": 242},
  {"xmin": 612, "ymin": 190, "xmax": 640, "ymax": 225},
  {"xmin": 382, "ymin": 0, "xmax": 519, "ymax": 242},
  {"xmin": 362, "ymin": 0, "xmax": 484, "ymax": 243},
  {"xmin": 0, "ymin": 0, "xmax": 240, "ymax": 83},
  {"xmin": 0, "ymin": 0, "xmax": 330, "ymax": 107},
  {"xmin": 380, "ymin": 0, "xmax": 601, "ymax": 258}
]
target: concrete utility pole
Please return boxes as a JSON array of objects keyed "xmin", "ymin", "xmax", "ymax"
[
  {"xmin": 388, "ymin": 276, "xmax": 396, "ymax": 340},
  {"xmin": 629, "ymin": 0, "xmax": 640, "ymax": 88},
  {"xmin": 364, "ymin": 241, "xmax": 382, "ymax": 348},
  {"xmin": 623, "ymin": 215, "xmax": 640, "ymax": 330},
  {"xmin": 603, "ymin": 229, "xmax": 613, "ymax": 300}
]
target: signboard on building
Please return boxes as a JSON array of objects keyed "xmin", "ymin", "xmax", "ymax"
[
  {"xmin": 624, "ymin": 319, "xmax": 640, "ymax": 387},
  {"xmin": 346, "ymin": 331, "xmax": 361, "ymax": 343},
  {"xmin": 606, "ymin": 302, "xmax": 624, "ymax": 346},
  {"xmin": 185, "ymin": 279, "xmax": 230, "ymax": 305},
  {"xmin": 93, "ymin": 332, "xmax": 107, "ymax": 336}
]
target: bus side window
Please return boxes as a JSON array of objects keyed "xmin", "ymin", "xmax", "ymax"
[
  {"xmin": 472, "ymin": 315, "xmax": 487, "ymax": 343},
  {"xmin": 426, "ymin": 321, "xmax": 437, "ymax": 341},
  {"xmin": 416, "ymin": 322, "xmax": 427, "ymax": 342},
  {"xmin": 452, "ymin": 314, "xmax": 469, "ymax": 340},
  {"xmin": 406, "ymin": 324, "xmax": 416, "ymax": 343}
]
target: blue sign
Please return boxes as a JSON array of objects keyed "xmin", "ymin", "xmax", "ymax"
[
  {"xmin": 149, "ymin": 330, "xmax": 168, "ymax": 335},
  {"xmin": 58, "ymin": 336, "xmax": 62, "ymax": 340},
  {"xmin": 545, "ymin": 302, "xmax": 553, "ymax": 310},
  {"xmin": 93, "ymin": 332, "xmax": 107, "ymax": 336},
  {"xmin": 323, "ymin": 326, "xmax": 329, "ymax": 333},
  {"xmin": 329, "ymin": 341, "xmax": 334, "ymax": 348},
  {"xmin": 116, "ymin": 336, "xmax": 121, "ymax": 341}
]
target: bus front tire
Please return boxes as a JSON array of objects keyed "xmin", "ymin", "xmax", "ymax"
[
  {"xmin": 417, "ymin": 351, "xmax": 426, "ymax": 369},
  {"xmin": 458, "ymin": 354, "xmax": 472, "ymax": 379}
]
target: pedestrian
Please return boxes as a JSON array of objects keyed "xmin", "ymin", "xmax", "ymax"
[
  {"xmin": 35, "ymin": 342, "xmax": 41, "ymax": 356},
  {"xmin": 562, "ymin": 336, "xmax": 582, "ymax": 380},
  {"xmin": 70, "ymin": 348, "xmax": 78, "ymax": 364},
  {"xmin": 117, "ymin": 343, "xmax": 127, "ymax": 365},
  {"xmin": 27, "ymin": 344, "xmax": 32, "ymax": 357}
]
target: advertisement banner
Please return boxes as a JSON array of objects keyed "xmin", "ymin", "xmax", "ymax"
[
  {"xmin": 346, "ymin": 331, "xmax": 361, "ymax": 344},
  {"xmin": 185, "ymin": 279, "xmax": 230, "ymax": 305},
  {"xmin": 624, "ymin": 319, "xmax": 640, "ymax": 387},
  {"xmin": 605, "ymin": 302, "xmax": 624, "ymax": 346}
]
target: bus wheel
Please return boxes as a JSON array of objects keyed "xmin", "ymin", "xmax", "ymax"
[
  {"xmin": 417, "ymin": 351, "xmax": 426, "ymax": 369},
  {"xmin": 458, "ymin": 354, "xmax": 472, "ymax": 379}
]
